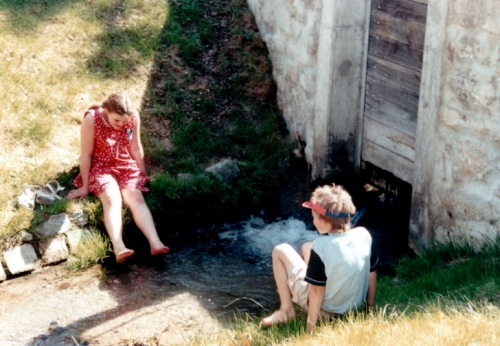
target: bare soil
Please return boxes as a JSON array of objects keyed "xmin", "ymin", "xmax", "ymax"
[{"xmin": 0, "ymin": 263, "xmax": 219, "ymax": 346}]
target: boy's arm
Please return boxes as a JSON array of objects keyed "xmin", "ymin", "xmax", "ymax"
[
  {"xmin": 366, "ymin": 271, "xmax": 377, "ymax": 312},
  {"xmin": 306, "ymin": 284, "xmax": 325, "ymax": 334}
]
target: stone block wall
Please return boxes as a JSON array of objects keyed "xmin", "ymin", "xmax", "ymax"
[
  {"xmin": 411, "ymin": 0, "xmax": 500, "ymax": 249},
  {"xmin": 247, "ymin": 0, "xmax": 370, "ymax": 177},
  {"xmin": 246, "ymin": 0, "xmax": 321, "ymax": 147}
]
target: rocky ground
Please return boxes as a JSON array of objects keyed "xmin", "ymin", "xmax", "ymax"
[{"xmin": 0, "ymin": 263, "xmax": 221, "ymax": 346}]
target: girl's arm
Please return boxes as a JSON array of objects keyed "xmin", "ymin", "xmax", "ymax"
[
  {"xmin": 306, "ymin": 285, "xmax": 325, "ymax": 334},
  {"xmin": 68, "ymin": 113, "xmax": 95, "ymax": 199},
  {"xmin": 130, "ymin": 111, "xmax": 146, "ymax": 172}
]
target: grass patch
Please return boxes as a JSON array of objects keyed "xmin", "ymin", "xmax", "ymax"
[
  {"xmin": 0, "ymin": 0, "xmax": 167, "ymax": 243},
  {"xmin": 179, "ymin": 240, "xmax": 500, "ymax": 345},
  {"xmin": 67, "ymin": 229, "xmax": 111, "ymax": 271},
  {"xmin": 1, "ymin": 0, "xmax": 290, "ymax": 249},
  {"xmin": 137, "ymin": 0, "xmax": 291, "ymax": 232}
]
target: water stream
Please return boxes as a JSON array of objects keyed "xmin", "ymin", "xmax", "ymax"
[{"xmin": 157, "ymin": 217, "xmax": 320, "ymax": 318}]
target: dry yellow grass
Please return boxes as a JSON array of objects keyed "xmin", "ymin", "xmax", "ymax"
[
  {"xmin": 0, "ymin": 0, "xmax": 168, "ymax": 238},
  {"xmin": 184, "ymin": 303, "xmax": 500, "ymax": 346}
]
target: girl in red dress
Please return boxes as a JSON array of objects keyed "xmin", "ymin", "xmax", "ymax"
[{"xmin": 68, "ymin": 92, "xmax": 169, "ymax": 263}]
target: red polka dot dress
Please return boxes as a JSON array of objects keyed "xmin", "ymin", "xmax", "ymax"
[{"xmin": 73, "ymin": 107, "xmax": 149, "ymax": 195}]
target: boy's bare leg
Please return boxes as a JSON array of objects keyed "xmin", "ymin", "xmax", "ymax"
[
  {"xmin": 99, "ymin": 180, "xmax": 134, "ymax": 263},
  {"xmin": 262, "ymin": 243, "xmax": 305, "ymax": 326},
  {"xmin": 121, "ymin": 189, "xmax": 170, "ymax": 256}
]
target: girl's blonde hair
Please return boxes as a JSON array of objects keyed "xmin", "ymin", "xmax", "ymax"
[
  {"xmin": 88, "ymin": 92, "xmax": 135, "ymax": 116},
  {"xmin": 310, "ymin": 184, "xmax": 356, "ymax": 233}
]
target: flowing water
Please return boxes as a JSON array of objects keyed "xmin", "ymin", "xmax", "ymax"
[
  {"xmin": 154, "ymin": 191, "xmax": 411, "ymax": 318},
  {"xmin": 158, "ymin": 217, "xmax": 321, "ymax": 318}
]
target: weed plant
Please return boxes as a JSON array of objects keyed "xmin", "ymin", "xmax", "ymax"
[{"xmin": 67, "ymin": 229, "xmax": 111, "ymax": 271}]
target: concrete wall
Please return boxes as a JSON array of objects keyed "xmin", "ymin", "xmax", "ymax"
[
  {"xmin": 247, "ymin": 0, "xmax": 371, "ymax": 177},
  {"xmin": 410, "ymin": 0, "xmax": 500, "ymax": 249}
]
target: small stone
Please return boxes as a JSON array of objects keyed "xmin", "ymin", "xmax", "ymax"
[
  {"xmin": 205, "ymin": 159, "xmax": 240, "ymax": 182},
  {"xmin": 65, "ymin": 228, "xmax": 85, "ymax": 251},
  {"xmin": 38, "ymin": 237, "xmax": 69, "ymax": 264},
  {"xmin": 37, "ymin": 213, "xmax": 71, "ymax": 237},
  {"xmin": 68, "ymin": 210, "xmax": 89, "ymax": 226},
  {"xmin": 0, "ymin": 261, "xmax": 6, "ymax": 281},
  {"xmin": 3, "ymin": 244, "xmax": 40, "ymax": 275},
  {"xmin": 20, "ymin": 230, "xmax": 33, "ymax": 242}
]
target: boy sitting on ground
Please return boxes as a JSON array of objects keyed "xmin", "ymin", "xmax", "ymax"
[{"xmin": 262, "ymin": 184, "xmax": 377, "ymax": 333}]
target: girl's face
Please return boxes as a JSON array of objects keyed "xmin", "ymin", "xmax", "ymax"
[{"xmin": 106, "ymin": 111, "xmax": 131, "ymax": 130}]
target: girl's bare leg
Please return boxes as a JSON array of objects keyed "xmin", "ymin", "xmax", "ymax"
[
  {"xmin": 121, "ymin": 189, "xmax": 169, "ymax": 256},
  {"xmin": 98, "ymin": 179, "xmax": 134, "ymax": 263},
  {"xmin": 262, "ymin": 243, "xmax": 305, "ymax": 326}
]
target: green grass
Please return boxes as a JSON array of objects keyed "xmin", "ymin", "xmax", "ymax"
[
  {"xmin": 137, "ymin": 0, "xmax": 291, "ymax": 233},
  {"xmin": 376, "ymin": 239, "xmax": 500, "ymax": 310},
  {"xmin": 180, "ymin": 239, "xmax": 500, "ymax": 345},
  {"xmin": 0, "ymin": 0, "xmax": 168, "ymax": 242},
  {"xmin": 67, "ymin": 229, "xmax": 111, "ymax": 271},
  {"xmin": 1, "ymin": 0, "xmax": 290, "ymax": 268}
]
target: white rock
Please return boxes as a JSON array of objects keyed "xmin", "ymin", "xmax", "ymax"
[
  {"xmin": 38, "ymin": 237, "xmax": 69, "ymax": 264},
  {"xmin": 0, "ymin": 261, "xmax": 6, "ymax": 281},
  {"xmin": 3, "ymin": 244, "xmax": 40, "ymax": 275},
  {"xmin": 20, "ymin": 230, "xmax": 33, "ymax": 242},
  {"xmin": 205, "ymin": 159, "xmax": 240, "ymax": 182},
  {"xmin": 36, "ymin": 213, "xmax": 71, "ymax": 237}
]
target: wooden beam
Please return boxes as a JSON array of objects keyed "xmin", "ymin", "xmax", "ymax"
[
  {"xmin": 361, "ymin": 140, "xmax": 414, "ymax": 183},
  {"xmin": 366, "ymin": 72, "xmax": 419, "ymax": 117},
  {"xmin": 367, "ymin": 55, "xmax": 422, "ymax": 94},
  {"xmin": 362, "ymin": 116, "xmax": 416, "ymax": 161},
  {"xmin": 372, "ymin": 0, "xmax": 427, "ymax": 25},
  {"xmin": 365, "ymin": 96, "xmax": 417, "ymax": 136},
  {"xmin": 370, "ymin": 10, "xmax": 426, "ymax": 50},
  {"xmin": 409, "ymin": 0, "xmax": 428, "ymax": 5},
  {"xmin": 368, "ymin": 34, "xmax": 424, "ymax": 71}
]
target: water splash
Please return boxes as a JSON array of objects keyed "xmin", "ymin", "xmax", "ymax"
[{"xmin": 219, "ymin": 216, "xmax": 319, "ymax": 259}]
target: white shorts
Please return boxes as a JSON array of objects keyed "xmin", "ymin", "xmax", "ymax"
[
  {"xmin": 287, "ymin": 262, "xmax": 310, "ymax": 311},
  {"xmin": 286, "ymin": 262, "xmax": 338, "ymax": 319}
]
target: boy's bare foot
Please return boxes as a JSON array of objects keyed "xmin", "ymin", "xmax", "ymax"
[
  {"xmin": 116, "ymin": 249, "xmax": 135, "ymax": 263},
  {"xmin": 261, "ymin": 309, "xmax": 296, "ymax": 326},
  {"xmin": 151, "ymin": 244, "xmax": 170, "ymax": 256}
]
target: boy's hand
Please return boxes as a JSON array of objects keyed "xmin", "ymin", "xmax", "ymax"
[
  {"xmin": 306, "ymin": 320, "xmax": 317, "ymax": 334},
  {"xmin": 67, "ymin": 186, "xmax": 89, "ymax": 200},
  {"xmin": 306, "ymin": 285, "xmax": 325, "ymax": 334}
]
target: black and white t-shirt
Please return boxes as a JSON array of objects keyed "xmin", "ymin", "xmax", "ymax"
[{"xmin": 304, "ymin": 227, "xmax": 372, "ymax": 314}]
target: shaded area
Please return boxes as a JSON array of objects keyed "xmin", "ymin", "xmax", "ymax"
[
  {"xmin": 134, "ymin": 0, "xmax": 291, "ymax": 236},
  {"xmin": 0, "ymin": 0, "xmax": 73, "ymax": 34}
]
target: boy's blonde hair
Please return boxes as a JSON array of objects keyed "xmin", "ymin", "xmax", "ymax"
[
  {"xmin": 89, "ymin": 92, "xmax": 135, "ymax": 117},
  {"xmin": 310, "ymin": 184, "xmax": 356, "ymax": 233}
]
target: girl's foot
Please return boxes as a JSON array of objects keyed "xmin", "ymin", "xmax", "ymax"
[
  {"xmin": 116, "ymin": 248, "xmax": 135, "ymax": 263},
  {"xmin": 151, "ymin": 243, "xmax": 170, "ymax": 256},
  {"xmin": 262, "ymin": 309, "xmax": 296, "ymax": 326}
]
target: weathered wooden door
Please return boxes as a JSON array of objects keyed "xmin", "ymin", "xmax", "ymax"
[{"xmin": 361, "ymin": 0, "xmax": 428, "ymax": 183}]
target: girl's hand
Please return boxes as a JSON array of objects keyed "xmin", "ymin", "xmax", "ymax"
[{"xmin": 67, "ymin": 186, "xmax": 89, "ymax": 200}]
